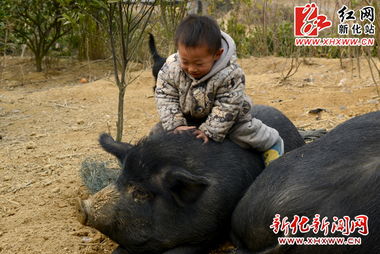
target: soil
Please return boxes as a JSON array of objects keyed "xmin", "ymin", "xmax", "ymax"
[{"xmin": 0, "ymin": 55, "xmax": 379, "ymax": 254}]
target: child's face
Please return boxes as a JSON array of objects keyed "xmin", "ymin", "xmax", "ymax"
[{"xmin": 178, "ymin": 43, "xmax": 223, "ymax": 79}]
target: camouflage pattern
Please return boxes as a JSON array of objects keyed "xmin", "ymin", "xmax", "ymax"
[{"xmin": 155, "ymin": 53, "xmax": 280, "ymax": 151}]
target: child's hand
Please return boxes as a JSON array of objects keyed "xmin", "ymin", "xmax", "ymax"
[
  {"xmin": 173, "ymin": 125, "xmax": 196, "ymax": 133},
  {"xmin": 192, "ymin": 129, "xmax": 209, "ymax": 144},
  {"xmin": 173, "ymin": 126, "xmax": 209, "ymax": 143}
]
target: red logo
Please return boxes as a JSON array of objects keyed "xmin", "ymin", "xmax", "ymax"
[{"xmin": 294, "ymin": 3, "xmax": 332, "ymax": 37}]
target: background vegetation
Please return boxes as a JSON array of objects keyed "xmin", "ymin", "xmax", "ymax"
[
  {"xmin": 1, "ymin": 0, "xmax": 378, "ymax": 66},
  {"xmin": 1, "ymin": 0, "xmax": 379, "ymax": 138}
]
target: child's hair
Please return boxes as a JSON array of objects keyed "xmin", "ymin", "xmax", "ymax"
[{"xmin": 175, "ymin": 14, "xmax": 221, "ymax": 54}]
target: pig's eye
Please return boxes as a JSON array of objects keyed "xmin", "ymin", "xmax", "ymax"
[
  {"xmin": 132, "ymin": 189, "xmax": 152, "ymax": 202},
  {"xmin": 126, "ymin": 184, "xmax": 153, "ymax": 202}
]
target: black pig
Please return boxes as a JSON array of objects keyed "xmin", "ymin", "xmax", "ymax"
[
  {"xmin": 77, "ymin": 105, "xmax": 304, "ymax": 254},
  {"xmin": 231, "ymin": 111, "xmax": 380, "ymax": 254}
]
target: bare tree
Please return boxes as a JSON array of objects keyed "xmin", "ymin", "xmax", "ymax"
[
  {"xmin": 106, "ymin": 0, "xmax": 156, "ymax": 141},
  {"xmin": 279, "ymin": 43, "xmax": 301, "ymax": 83}
]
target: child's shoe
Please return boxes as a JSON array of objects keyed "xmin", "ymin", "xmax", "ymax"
[{"xmin": 263, "ymin": 137, "xmax": 284, "ymax": 166}]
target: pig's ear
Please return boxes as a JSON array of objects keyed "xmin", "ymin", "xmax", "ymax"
[
  {"xmin": 165, "ymin": 169, "xmax": 210, "ymax": 206},
  {"xmin": 99, "ymin": 133, "xmax": 133, "ymax": 164}
]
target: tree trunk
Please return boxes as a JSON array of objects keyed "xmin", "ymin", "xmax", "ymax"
[
  {"xmin": 35, "ymin": 55, "xmax": 43, "ymax": 72},
  {"xmin": 116, "ymin": 85, "xmax": 126, "ymax": 142}
]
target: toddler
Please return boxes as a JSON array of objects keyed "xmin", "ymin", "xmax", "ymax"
[{"xmin": 155, "ymin": 15, "xmax": 284, "ymax": 166}]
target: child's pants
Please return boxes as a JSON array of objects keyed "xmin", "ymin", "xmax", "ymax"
[{"xmin": 228, "ymin": 117, "xmax": 280, "ymax": 152}]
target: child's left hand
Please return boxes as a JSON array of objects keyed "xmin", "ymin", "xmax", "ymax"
[{"xmin": 192, "ymin": 129, "xmax": 209, "ymax": 144}]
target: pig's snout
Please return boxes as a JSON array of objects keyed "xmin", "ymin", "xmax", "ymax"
[
  {"xmin": 76, "ymin": 198, "xmax": 89, "ymax": 225},
  {"xmin": 75, "ymin": 184, "xmax": 120, "ymax": 228}
]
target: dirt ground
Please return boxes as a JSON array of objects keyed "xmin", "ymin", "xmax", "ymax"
[{"xmin": 0, "ymin": 55, "xmax": 379, "ymax": 254}]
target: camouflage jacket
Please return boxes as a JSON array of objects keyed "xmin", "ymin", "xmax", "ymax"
[{"xmin": 155, "ymin": 32, "xmax": 253, "ymax": 142}]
